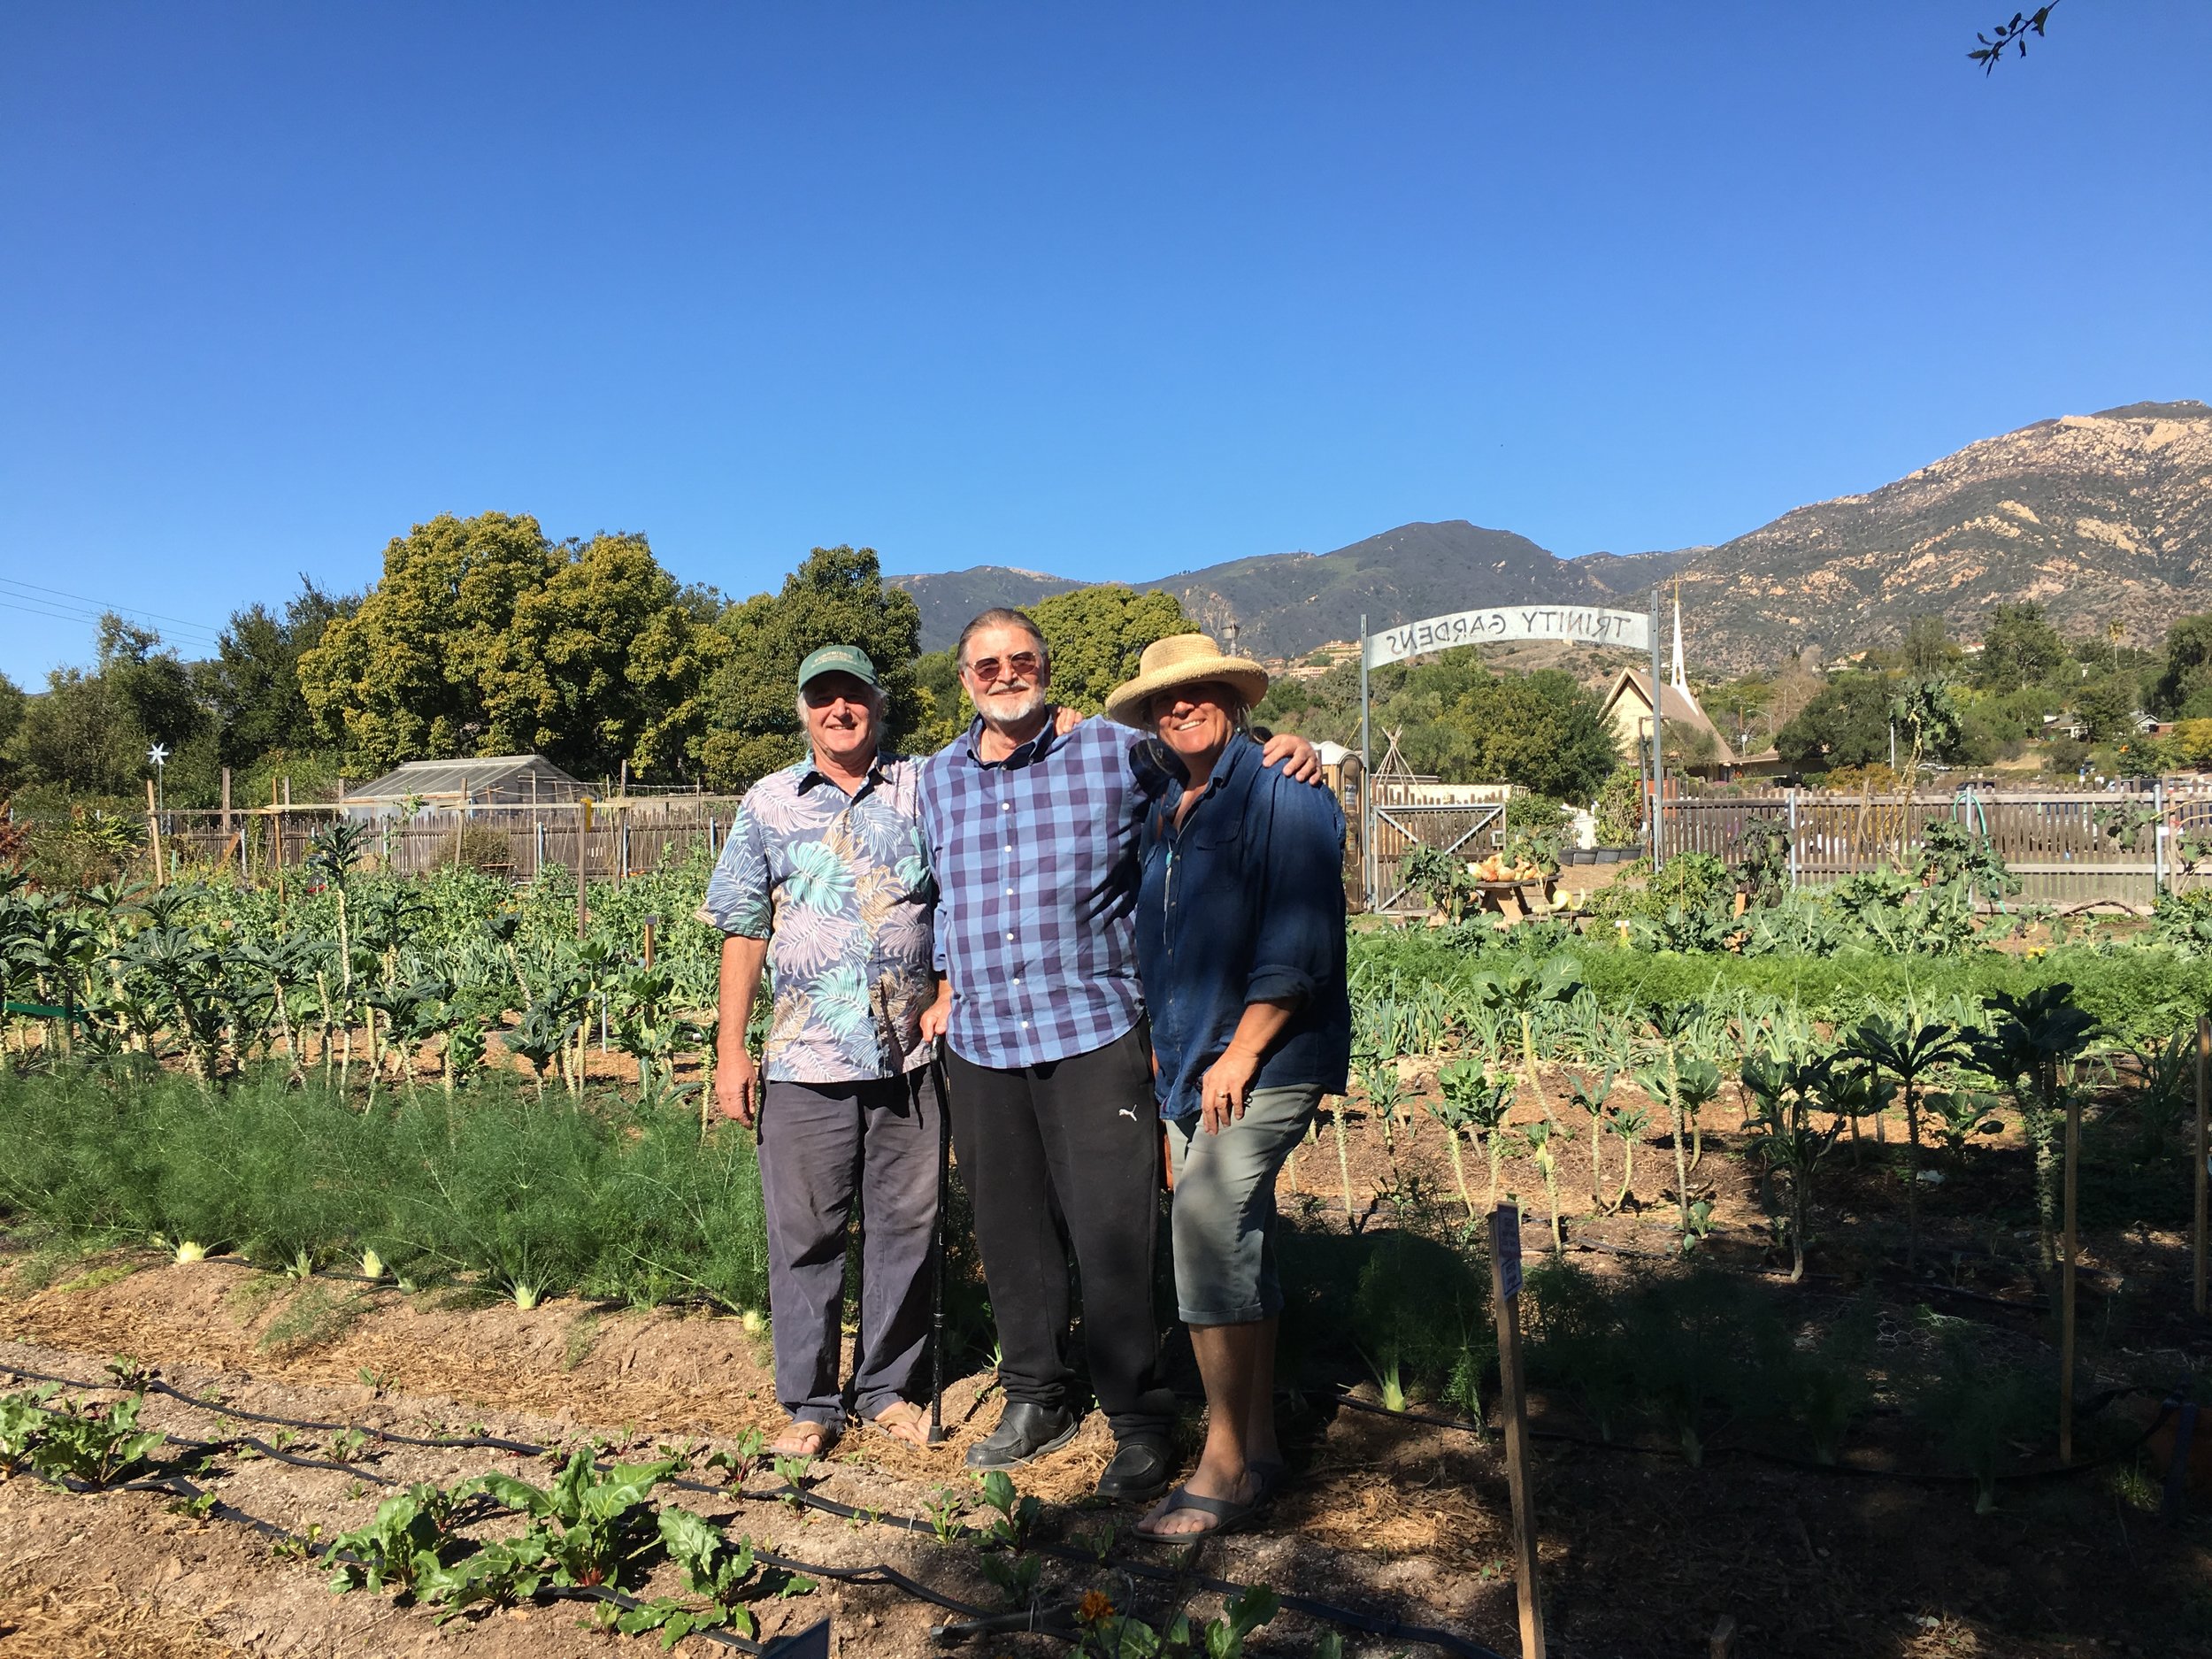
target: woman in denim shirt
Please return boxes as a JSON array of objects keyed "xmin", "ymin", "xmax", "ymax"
[{"xmin": 1104, "ymin": 634, "xmax": 1350, "ymax": 1540}]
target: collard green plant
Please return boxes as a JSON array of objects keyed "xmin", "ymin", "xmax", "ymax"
[
  {"xmin": 1741, "ymin": 1056, "xmax": 1842, "ymax": 1281},
  {"xmin": 1844, "ymin": 1013, "xmax": 1972, "ymax": 1268},
  {"xmin": 1972, "ymin": 984, "xmax": 2096, "ymax": 1273},
  {"xmin": 1468, "ymin": 950, "xmax": 1581, "ymax": 1129}
]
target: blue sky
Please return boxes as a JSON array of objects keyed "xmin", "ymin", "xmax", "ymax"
[{"xmin": 3, "ymin": 3, "xmax": 2207, "ymax": 684}]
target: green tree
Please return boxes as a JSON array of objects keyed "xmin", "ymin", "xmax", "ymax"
[
  {"xmin": 206, "ymin": 580, "xmax": 355, "ymax": 772},
  {"xmin": 0, "ymin": 672, "xmax": 25, "ymax": 789},
  {"xmin": 299, "ymin": 513, "xmax": 722, "ymax": 782},
  {"xmin": 1774, "ymin": 673, "xmax": 1894, "ymax": 773},
  {"xmin": 2150, "ymin": 613, "xmax": 2212, "ymax": 718},
  {"xmin": 697, "ymin": 545, "xmax": 923, "ymax": 792},
  {"xmin": 1027, "ymin": 586, "xmax": 1198, "ymax": 715},
  {"xmin": 1701, "ymin": 677, "xmax": 1772, "ymax": 750},
  {"xmin": 1900, "ymin": 614, "xmax": 1958, "ymax": 677},
  {"xmin": 1974, "ymin": 603, "xmax": 2069, "ymax": 695},
  {"xmin": 1254, "ymin": 648, "xmax": 1617, "ymax": 798},
  {"xmin": 910, "ymin": 648, "xmax": 964, "ymax": 752},
  {"xmin": 2074, "ymin": 672, "xmax": 2138, "ymax": 743},
  {"xmin": 300, "ymin": 511, "xmax": 559, "ymax": 771},
  {"xmin": 16, "ymin": 617, "xmax": 210, "ymax": 801},
  {"xmin": 480, "ymin": 533, "xmax": 726, "ymax": 782},
  {"xmin": 1405, "ymin": 659, "xmax": 1619, "ymax": 799}
]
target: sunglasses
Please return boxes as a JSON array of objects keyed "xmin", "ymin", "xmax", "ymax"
[{"xmin": 964, "ymin": 651, "xmax": 1041, "ymax": 685}]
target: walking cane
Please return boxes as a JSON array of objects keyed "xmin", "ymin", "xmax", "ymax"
[{"xmin": 927, "ymin": 1053, "xmax": 952, "ymax": 1446}]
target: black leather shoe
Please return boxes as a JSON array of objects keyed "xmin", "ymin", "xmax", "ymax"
[
  {"xmin": 964, "ymin": 1402, "xmax": 1079, "ymax": 1470},
  {"xmin": 1094, "ymin": 1437, "xmax": 1173, "ymax": 1502}
]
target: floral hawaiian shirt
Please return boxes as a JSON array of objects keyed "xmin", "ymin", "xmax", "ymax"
[{"xmin": 699, "ymin": 750, "xmax": 937, "ymax": 1083}]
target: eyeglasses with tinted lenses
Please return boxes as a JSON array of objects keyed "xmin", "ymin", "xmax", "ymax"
[
  {"xmin": 802, "ymin": 681, "xmax": 871, "ymax": 708},
  {"xmin": 966, "ymin": 652, "xmax": 1041, "ymax": 684}
]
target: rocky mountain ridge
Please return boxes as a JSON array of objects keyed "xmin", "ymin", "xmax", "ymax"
[{"xmin": 891, "ymin": 400, "xmax": 2212, "ymax": 668}]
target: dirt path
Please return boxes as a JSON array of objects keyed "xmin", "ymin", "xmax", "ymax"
[{"xmin": 4, "ymin": 1248, "xmax": 2206, "ymax": 1658}]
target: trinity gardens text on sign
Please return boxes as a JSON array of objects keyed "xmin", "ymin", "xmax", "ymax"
[{"xmin": 1361, "ymin": 605, "xmax": 1653, "ymax": 670}]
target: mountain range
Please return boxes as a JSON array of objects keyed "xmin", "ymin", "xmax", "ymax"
[{"xmin": 888, "ymin": 399, "xmax": 2212, "ymax": 672}]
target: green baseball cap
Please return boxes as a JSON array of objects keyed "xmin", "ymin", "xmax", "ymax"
[{"xmin": 796, "ymin": 643, "xmax": 879, "ymax": 690}]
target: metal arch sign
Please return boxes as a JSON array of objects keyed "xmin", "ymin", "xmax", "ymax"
[{"xmin": 1362, "ymin": 604, "xmax": 1651, "ymax": 669}]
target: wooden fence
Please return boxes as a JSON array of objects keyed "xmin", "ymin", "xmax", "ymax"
[
  {"xmin": 154, "ymin": 798, "xmax": 742, "ymax": 887},
  {"xmin": 1663, "ymin": 785, "xmax": 2212, "ymax": 908}
]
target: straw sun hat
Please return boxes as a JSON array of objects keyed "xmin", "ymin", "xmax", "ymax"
[{"xmin": 1103, "ymin": 633, "xmax": 1271, "ymax": 728}]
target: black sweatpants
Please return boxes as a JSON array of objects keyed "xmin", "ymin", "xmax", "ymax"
[{"xmin": 944, "ymin": 1023, "xmax": 1175, "ymax": 1444}]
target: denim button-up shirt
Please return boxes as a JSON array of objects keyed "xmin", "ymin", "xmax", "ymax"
[{"xmin": 1135, "ymin": 731, "xmax": 1350, "ymax": 1122}]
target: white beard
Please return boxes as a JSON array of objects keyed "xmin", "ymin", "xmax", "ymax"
[{"xmin": 979, "ymin": 687, "xmax": 1048, "ymax": 730}]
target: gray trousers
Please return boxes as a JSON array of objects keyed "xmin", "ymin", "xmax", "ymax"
[{"xmin": 758, "ymin": 1068, "xmax": 942, "ymax": 1430}]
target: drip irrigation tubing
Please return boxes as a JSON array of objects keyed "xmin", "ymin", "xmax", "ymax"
[{"xmin": 3, "ymin": 1359, "xmax": 1503, "ymax": 1659}]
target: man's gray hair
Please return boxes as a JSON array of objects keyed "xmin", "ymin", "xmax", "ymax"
[{"xmin": 956, "ymin": 608, "xmax": 1051, "ymax": 673}]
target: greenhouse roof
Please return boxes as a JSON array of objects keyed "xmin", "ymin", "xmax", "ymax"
[{"xmin": 344, "ymin": 755, "xmax": 588, "ymax": 805}]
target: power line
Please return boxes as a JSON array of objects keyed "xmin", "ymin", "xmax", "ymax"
[{"xmin": 0, "ymin": 575, "xmax": 227, "ymax": 645}]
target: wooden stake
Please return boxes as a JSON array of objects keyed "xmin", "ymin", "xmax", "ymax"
[
  {"xmin": 2195, "ymin": 1016, "xmax": 2208, "ymax": 1318},
  {"xmin": 2060, "ymin": 1087, "xmax": 2080, "ymax": 1463},
  {"xmin": 145, "ymin": 779, "xmax": 165, "ymax": 887},
  {"xmin": 577, "ymin": 799, "xmax": 593, "ymax": 941},
  {"xmin": 1489, "ymin": 1205, "xmax": 1545, "ymax": 1659}
]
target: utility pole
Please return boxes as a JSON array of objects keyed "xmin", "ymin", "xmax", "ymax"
[
  {"xmin": 1648, "ymin": 588, "xmax": 1664, "ymax": 870},
  {"xmin": 1359, "ymin": 613, "xmax": 1373, "ymax": 910}
]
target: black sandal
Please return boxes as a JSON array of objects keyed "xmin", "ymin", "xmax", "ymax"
[{"xmin": 1133, "ymin": 1480, "xmax": 1267, "ymax": 1542}]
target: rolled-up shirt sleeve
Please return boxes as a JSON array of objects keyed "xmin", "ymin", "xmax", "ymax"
[
  {"xmin": 699, "ymin": 798, "xmax": 772, "ymax": 940},
  {"xmin": 1243, "ymin": 773, "xmax": 1345, "ymax": 1008}
]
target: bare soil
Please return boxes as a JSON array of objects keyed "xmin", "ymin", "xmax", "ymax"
[{"xmin": 3, "ymin": 1067, "xmax": 2209, "ymax": 1659}]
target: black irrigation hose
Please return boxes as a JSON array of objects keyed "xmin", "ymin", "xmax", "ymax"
[
  {"xmin": 3, "ymin": 1358, "xmax": 1502, "ymax": 1659},
  {"xmin": 0, "ymin": 1363, "xmax": 546, "ymax": 1455}
]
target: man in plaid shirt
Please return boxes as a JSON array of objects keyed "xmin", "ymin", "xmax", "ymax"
[{"xmin": 918, "ymin": 608, "xmax": 1320, "ymax": 1501}]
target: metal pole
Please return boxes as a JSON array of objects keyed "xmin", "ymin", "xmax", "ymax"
[
  {"xmin": 2154, "ymin": 777, "xmax": 2167, "ymax": 902},
  {"xmin": 1359, "ymin": 613, "xmax": 1373, "ymax": 910},
  {"xmin": 927, "ymin": 1056, "xmax": 952, "ymax": 1445},
  {"xmin": 1648, "ymin": 588, "xmax": 1664, "ymax": 871}
]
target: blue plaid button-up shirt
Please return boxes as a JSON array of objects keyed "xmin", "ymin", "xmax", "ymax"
[{"xmin": 918, "ymin": 715, "xmax": 1164, "ymax": 1070}]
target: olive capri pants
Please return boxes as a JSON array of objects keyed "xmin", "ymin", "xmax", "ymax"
[{"xmin": 1163, "ymin": 1084, "xmax": 1325, "ymax": 1326}]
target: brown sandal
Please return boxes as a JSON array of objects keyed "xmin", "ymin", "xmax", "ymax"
[
  {"xmin": 871, "ymin": 1401, "xmax": 933, "ymax": 1448},
  {"xmin": 767, "ymin": 1417, "xmax": 839, "ymax": 1458}
]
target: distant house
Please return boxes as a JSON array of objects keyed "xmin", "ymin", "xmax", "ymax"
[
  {"xmin": 1599, "ymin": 670, "xmax": 1740, "ymax": 780},
  {"xmin": 342, "ymin": 755, "xmax": 588, "ymax": 818}
]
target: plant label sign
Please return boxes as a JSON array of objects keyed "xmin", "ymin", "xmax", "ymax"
[{"xmin": 1492, "ymin": 1207, "xmax": 1523, "ymax": 1302}]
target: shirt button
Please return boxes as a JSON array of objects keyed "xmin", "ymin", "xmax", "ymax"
[
  {"xmin": 1005, "ymin": 886, "xmax": 1013, "ymax": 895},
  {"xmin": 1001, "ymin": 803, "xmax": 1010, "ymax": 810},
  {"xmin": 1005, "ymin": 931, "xmax": 1014, "ymax": 941},
  {"xmin": 1021, "ymin": 1020, "xmax": 1030, "ymax": 1028}
]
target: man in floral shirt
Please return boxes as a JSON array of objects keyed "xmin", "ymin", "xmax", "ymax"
[{"xmin": 702, "ymin": 644, "xmax": 941, "ymax": 1456}]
